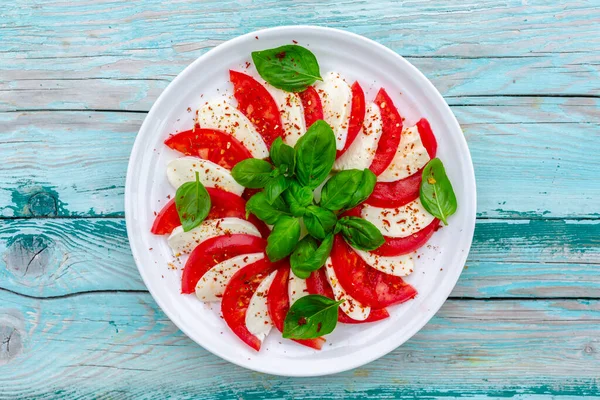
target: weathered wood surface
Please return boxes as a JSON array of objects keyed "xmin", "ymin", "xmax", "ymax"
[{"xmin": 1, "ymin": 0, "xmax": 599, "ymax": 398}]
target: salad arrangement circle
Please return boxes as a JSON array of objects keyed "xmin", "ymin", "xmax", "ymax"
[{"xmin": 151, "ymin": 44, "xmax": 458, "ymax": 351}]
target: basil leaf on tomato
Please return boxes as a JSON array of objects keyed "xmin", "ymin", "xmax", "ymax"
[
  {"xmin": 337, "ymin": 216, "xmax": 385, "ymax": 251},
  {"xmin": 264, "ymin": 175, "xmax": 290, "ymax": 205},
  {"xmin": 231, "ymin": 159, "xmax": 274, "ymax": 189},
  {"xmin": 303, "ymin": 205, "xmax": 337, "ymax": 240},
  {"xmin": 270, "ymin": 137, "xmax": 296, "ymax": 177},
  {"xmin": 246, "ymin": 191, "xmax": 290, "ymax": 225},
  {"xmin": 175, "ymin": 171, "xmax": 211, "ymax": 232},
  {"xmin": 283, "ymin": 294, "xmax": 343, "ymax": 339},
  {"xmin": 266, "ymin": 216, "xmax": 301, "ymax": 261},
  {"xmin": 420, "ymin": 158, "xmax": 457, "ymax": 225},
  {"xmin": 295, "ymin": 120, "xmax": 336, "ymax": 189},
  {"xmin": 290, "ymin": 235, "xmax": 333, "ymax": 279},
  {"xmin": 320, "ymin": 168, "xmax": 376, "ymax": 211},
  {"xmin": 252, "ymin": 45, "xmax": 322, "ymax": 92}
]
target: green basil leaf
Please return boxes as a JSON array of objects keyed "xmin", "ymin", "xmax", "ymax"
[
  {"xmin": 290, "ymin": 234, "xmax": 334, "ymax": 279},
  {"xmin": 264, "ymin": 175, "xmax": 290, "ymax": 205},
  {"xmin": 420, "ymin": 158, "xmax": 457, "ymax": 225},
  {"xmin": 283, "ymin": 180, "xmax": 313, "ymax": 208},
  {"xmin": 283, "ymin": 294, "xmax": 343, "ymax": 339},
  {"xmin": 303, "ymin": 205, "xmax": 337, "ymax": 240},
  {"xmin": 246, "ymin": 191, "xmax": 290, "ymax": 225},
  {"xmin": 231, "ymin": 159, "xmax": 274, "ymax": 189},
  {"xmin": 252, "ymin": 45, "xmax": 322, "ymax": 92},
  {"xmin": 266, "ymin": 216, "xmax": 301, "ymax": 262},
  {"xmin": 320, "ymin": 169, "xmax": 376, "ymax": 211},
  {"xmin": 337, "ymin": 216, "xmax": 385, "ymax": 251},
  {"xmin": 175, "ymin": 172, "xmax": 211, "ymax": 232},
  {"xmin": 295, "ymin": 120, "xmax": 336, "ymax": 189},
  {"xmin": 270, "ymin": 137, "xmax": 296, "ymax": 176}
]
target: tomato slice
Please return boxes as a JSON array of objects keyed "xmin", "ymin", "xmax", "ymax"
[
  {"xmin": 230, "ymin": 70, "xmax": 283, "ymax": 148},
  {"xmin": 368, "ymin": 88, "xmax": 403, "ymax": 176},
  {"xmin": 164, "ymin": 128, "xmax": 252, "ymax": 170},
  {"xmin": 337, "ymin": 81, "xmax": 366, "ymax": 158},
  {"xmin": 267, "ymin": 266, "xmax": 326, "ymax": 350},
  {"xmin": 150, "ymin": 198, "xmax": 180, "ymax": 235},
  {"xmin": 221, "ymin": 257, "xmax": 284, "ymax": 351},
  {"xmin": 181, "ymin": 234, "xmax": 266, "ymax": 294},
  {"xmin": 373, "ymin": 218, "xmax": 441, "ymax": 257},
  {"xmin": 298, "ymin": 86, "xmax": 324, "ymax": 128},
  {"xmin": 306, "ymin": 268, "xmax": 389, "ymax": 323},
  {"xmin": 330, "ymin": 235, "xmax": 417, "ymax": 308},
  {"xmin": 416, "ymin": 118, "xmax": 437, "ymax": 158}
]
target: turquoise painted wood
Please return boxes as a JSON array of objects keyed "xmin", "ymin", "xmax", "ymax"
[{"xmin": 1, "ymin": 0, "xmax": 599, "ymax": 398}]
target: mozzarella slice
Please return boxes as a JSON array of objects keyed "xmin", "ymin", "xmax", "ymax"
[
  {"xmin": 361, "ymin": 199, "xmax": 435, "ymax": 238},
  {"xmin": 353, "ymin": 248, "xmax": 415, "ymax": 277},
  {"xmin": 195, "ymin": 253, "xmax": 264, "ymax": 302},
  {"xmin": 196, "ymin": 100, "xmax": 269, "ymax": 159},
  {"xmin": 377, "ymin": 125, "xmax": 430, "ymax": 182},
  {"xmin": 334, "ymin": 102, "xmax": 383, "ymax": 171},
  {"xmin": 167, "ymin": 157, "xmax": 244, "ymax": 195},
  {"xmin": 324, "ymin": 258, "xmax": 370, "ymax": 321},
  {"xmin": 288, "ymin": 271, "xmax": 309, "ymax": 305},
  {"xmin": 167, "ymin": 218, "xmax": 261, "ymax": 255},
  {"xmin": 314, "ymin": 72, "xmax": 352, "ymax": 150},
  {"xmin": 264, "ymin": 83, "xmax": 306, "ymax": 147},
  {"xmin": 245, "ymin": 270, "xmax": 277, "ymax": 343}
]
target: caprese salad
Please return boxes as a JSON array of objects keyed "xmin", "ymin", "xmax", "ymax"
[{"xmin": 151, "ymin": 44, "xmax": 457, "ymax": 351}]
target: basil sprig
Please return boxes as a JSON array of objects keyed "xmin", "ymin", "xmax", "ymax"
[
  {"xmin": 290, "ymin": 235, "xmax": 334, "ymax": 279},
  {"xmin": 175, "ymin": 171, "xmax": 211, "ymax": 232},
  {"xmin": 270, "ymin": 137, "xmax": 296, "ymax": 177},
  {"xmin": 246, "ymin": 191, "xmax": 290, "ymax": 225},
  {"xmin": 283, "ymin": 294, "xmax": 343, "ymax": 339},
  {"xmin": 420, "ymin": 158, "xmax": 457, "ymax": 225},
  {"xmin": 295, "ymin": 120, "xmax": 336, "ymax": 189},
  {"xmin": 231, "ymin": 159, "xmax": 273, "ymax": 189},
  {"xmin": 320, "ymin": 168, "xmax": 376, "ymax": 211},
  {"xmin": 337, "ymin": 216, "xmax": 385, "ymax": 251},
  {"xmin": 252, "ymin": 45, "xmax": 322, "ymax": 92},
  {"xmin": 266, "ymin": 216, "xmax": 301, "ymax": 262},
  {"xmin": 303, "ymin": 205, "xmax": 337, "ymax": 240}
]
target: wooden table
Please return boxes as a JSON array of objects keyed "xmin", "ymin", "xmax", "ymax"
[{"xmin": 1, "ymin": 1, "xmax": 599, "ymax": 398}]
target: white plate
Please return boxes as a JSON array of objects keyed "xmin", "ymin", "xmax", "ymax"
[{"xmin": 125, "ymin": 26, "xmax": 476, "ymax": 377}]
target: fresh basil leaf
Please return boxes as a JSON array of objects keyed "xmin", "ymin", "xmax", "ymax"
[
  {"xmin": 295, "ymin": 120, "xmax": 336, "ymax": 189},
  {"xmin": 420, "ymin": 158, "xmax": 457, "ymax": 225},
  {"xmin": 320, "ymin": 169, "xmax": 376, "ymax": 211},
  {"xmin": 264, "ymin": 175, "xmax": 290, "ymax": 205},
  {"xmin": 337, "ymin": 216, "xmax": 385, "ymax": 251},
  {"xmin": 290, "ymin": 234, "xmax": 334, "ymax": 279},
  {"xmin": 270, "ymin": 137, "xmax": 296, "ymax": 176},
  {"xmin": 283, "ymin": 294, "xmax": 343, "ymax": 339},
  {"xmin": 266, "ymin": 216, "xmax": 301, "ymax": 261},
  {"xmin": 246, "ymin": 191, "xmax": 290, "ymax": 225},
  {"xmin": 303, "ymin": 205, "xmax": 337, "ymax": 240},
  {"xmin": 283, "ymin": 180, "xmax": 313, "ymax": 207},
  {"xmin": 175, "ymin": 171, "xmax": 211, "ymax": 232},
  {"xmin": 231, "ymin": 159, "xmax": 274, "ymax": 189},
  {"xmin": 252, "ymin": 45, "xmax": 322, "ymax": 92}
]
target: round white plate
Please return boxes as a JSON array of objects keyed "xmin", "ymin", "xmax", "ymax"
[{"xmin": 125, "ymin": 26, "xmax": 476, "ymax": 377}]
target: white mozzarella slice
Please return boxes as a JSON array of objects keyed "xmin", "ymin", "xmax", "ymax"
[
  {"xmin": 167, "ymin": 218, "xmax": 261, "ymax": 255},
  {"xmin": 195, "ymin": 253, "xmax": 264, "ymax": 302},
  {"xmin": 167, "ymin": 157, "xmax": 244, "ymax": 195},
  {"xmin": 264, "ymin": 84, "xmax": 306, "ymax": 147},
  {"xmin": 361, "ymin": 199, "xmax": 435, "ymax": 239},
  {"xmin": 353, "ymin": 249, "xmax": 415, "ymax": 277},
  {"xmin": 314, "ymin": 72, "xmax": 352, "ymax": 150},
  {"xmin": 288, "ymin": 271, "xmax": 309, "ymax": 305},
  {"xmin": 334, "ymin": 102, "xmax": 383, "ymax": 171},
  {"xmin": 377, "ymin": 125, "xmax": 430, "ymax": 182},
  {"xmin": 245, "ymin": 270, "xmax": 277, "ymax": 343},
  {"xmin": 324, "ymin": 258, "xmax": 371, "ymax": 321},
  {"xmin": 196, "ymin": 100, "xmax": 269, "ymax": 159}
]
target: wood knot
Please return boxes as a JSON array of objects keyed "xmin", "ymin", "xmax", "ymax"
[
  {"xmin": 0, "ymin": 310, "xmax": 25, "ymax": 365},
  {"xmin": 584, "ymin": 344, "xmax": 594, "ymax": 354},
  {"xmin": 3, "ymin": 235, "xmax": 54, "ymax": 279},
  {"xmin": 28, "ymin": 191, "xmax": 58, "ymax": 217}
]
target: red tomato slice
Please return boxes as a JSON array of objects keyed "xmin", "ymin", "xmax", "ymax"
[
  {"xmin": 330, "ymin": 235, "xmax": 417, "ymax": 309},
  {"xmin": 181, "ymin": 234, "xmax": 266, "ymax": 294},
  {"xmin": 267, "ymin": 266, "xmax": 326, "ymax": 350},
  {"xmin": 150, "ymin": 188, "xmax": 270, "ymax": 237},
  {"xmin": 306, "ymin": 268, "xmax": 389, "ymax": 323},
  {"xmin": 369, "ymin": 88, "xmax": 403, "ymax": 176},
  {"xmin": 221, "ymin": 257, "xmax": 284, "ymax": 351},
  {"xmin": 373, "ymin": 218, "xmax": 441, "ymax": 257},
  {"xmin": 230, "ymin": 70, "xmax": 283, "ymax": 148},
  {"xmin": 164, "ymin": 128, "xmax": 252, "ymax": 170},
  {"xmin": 298, "ymin": 86, "xmax": 324, "ymax": 128},
  {"xmin": 365, "ymin": 117, "xmax": 438, "ymax": 208},
  {"xmin": 337, "ymin": 81, "xmax": 366, "ymax": 158}
]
